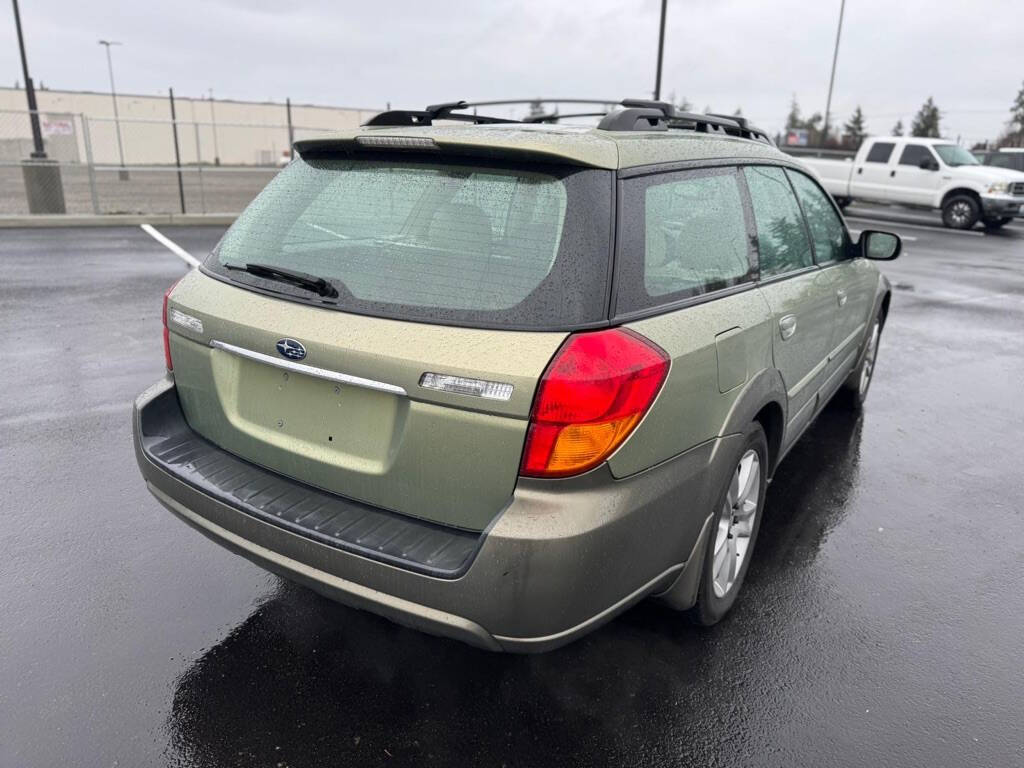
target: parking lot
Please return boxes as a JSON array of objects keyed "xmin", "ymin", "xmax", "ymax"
[{"xmin": 2, "ymin": 209, "xmax": 1023, "ymax": 767}]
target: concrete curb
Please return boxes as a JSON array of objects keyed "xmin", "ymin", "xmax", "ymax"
[{"xmin": 0, "ymin": 213, "xmax": 236, "ymax": 228}]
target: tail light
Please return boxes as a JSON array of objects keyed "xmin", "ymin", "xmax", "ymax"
[
  {"xmin": 162, "ymin": 278, "xmax": 182, "ymax": 371},
  {"xmin": 520, "ymin": 328, "xmax": 669, "ymax": 478}
]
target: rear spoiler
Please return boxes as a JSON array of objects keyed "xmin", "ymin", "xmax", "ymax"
[{"xmin": 292, "ymin": 134, "xmax": 618, "ymax": 170}]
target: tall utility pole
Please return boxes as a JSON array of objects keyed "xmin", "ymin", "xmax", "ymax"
[
  {"xmin": 11, "ymin": 0, "xmax": 46, "ymax": 157},
  {"xmin": 98, "ymin": 40, "xmax": 127, "ymax": 174},
  {"xmin": 208, "ymin": 88, "xmax": 221, "ymax": 165},
  {"xmin": 821, "ymin": 0, "xmax": 846, "ymax": 147},
  {"xmin": 653, "ymin": 0, "xmax": 668, "ymax": 101}
]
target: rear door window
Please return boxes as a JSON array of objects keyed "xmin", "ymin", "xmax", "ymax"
[
  {"xmin": 742, "ymin": 166, "xmax": 814, "ymax": 278},
  {"xmin": 787, "ymin": 170, "xmax": 848, "ymax": 263},
  {"xmin": 207, "ymin": 153, "xmax": 612, "ymax": 330},
  {"xmin": 865, "ymin": 142, "xmax": 895, "ymax": 163},
  {"xmin": 615, "ymin": 167, "xmax": 755, "ymax": 314}
]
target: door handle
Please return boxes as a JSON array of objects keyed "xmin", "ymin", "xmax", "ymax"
[
  {"xmin": 856, "ymin": 167, "xmax": 863, "ymax": 175},
  {"xmin": 890, "ymin": 170, "xmax": 896, "ymax": 177},
  {"xmin": 836, "ymin": 288, "xmax": 848, "ymax": 307},
  {"xmin": 779, "ymin": 315, "xmax": 797, "ymax": 340}
]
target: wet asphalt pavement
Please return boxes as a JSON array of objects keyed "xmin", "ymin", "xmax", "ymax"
[{"xmin": 2, "ymin": 212, "xmax": 1023, "ymax": 767}]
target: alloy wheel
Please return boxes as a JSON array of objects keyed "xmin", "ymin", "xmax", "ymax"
[
  {"xmin": 949, "ymin": 201, "xmax": 973, "ymax": 227},
  {"xmin": 712, "ymin": 449, "xmax": 761, "ymax": 598}
]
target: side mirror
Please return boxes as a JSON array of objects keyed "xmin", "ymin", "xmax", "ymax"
[
  {"xmin": 860, "ymin": 230, "xmax": 901, "ymax": 260},
  {"xmin": 918, "ymin": 156, "xmax": 939, "ymax": 171}
]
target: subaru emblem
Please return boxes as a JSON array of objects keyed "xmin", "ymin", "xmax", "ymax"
[{"xmin": 276, "ymin": 338, "xmax": 306, "ymax": 361}]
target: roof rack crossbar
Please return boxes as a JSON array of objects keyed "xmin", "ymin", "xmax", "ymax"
[
  {"xmin": 521, "ymin": 111, "xmax": 609, "ymax": 124},
  {"xmin": 364, "ymin": 98, "xmax": 620, "ymax": 128},
  {"xmin": 457, "ymin": 98, "xmax": 618, "ymax": 108}
]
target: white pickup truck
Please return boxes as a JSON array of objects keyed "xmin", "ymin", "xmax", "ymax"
[{"xmin": 798, "ymin": 136, "xmax": 1024, "ymax": 230}]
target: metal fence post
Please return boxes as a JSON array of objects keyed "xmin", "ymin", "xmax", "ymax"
[
  {"xmin": 194, "ymin": 119, "xmax": 207, "ymax": 213},
  {"xmin": 80, "ymin": 114, "xmax": 101, "ymax": 214},
  {"xmin": 168, "ymin": 87, "xmax": 186, "ymax": 214}
]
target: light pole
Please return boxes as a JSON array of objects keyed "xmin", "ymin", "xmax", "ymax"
[
  {"xmin": 821, "ymin": 0, "xmax": 846, "ymax": 147},
  {"xmin": 98, "ymin": 39, "xmax": 128, "ymax": 178},
  {"xmin": 653, "ymin": 0, "xmax": 668, "ymax": 101},
  {"xmin": 11, "ymin": 0, "xmax": 66, "ymax": 213},
  {"xmin": 11, "ymin": 0, "xmax": 45, "ymax": 158},
  {"xmin": 208, "ymin": 88, "xmax": 221, "ymax": 165}
]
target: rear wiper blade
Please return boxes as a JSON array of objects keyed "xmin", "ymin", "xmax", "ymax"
[{"xmin": 225, "ymin": 262, "xmax": 339, "ymax": 299}]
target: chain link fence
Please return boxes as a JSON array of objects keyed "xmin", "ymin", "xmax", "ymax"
[{"xmin": 0, "ymin": 109, "xmax": 342, "ymax": 216}]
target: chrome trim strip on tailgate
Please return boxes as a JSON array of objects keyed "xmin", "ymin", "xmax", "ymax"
[{"xmin": 209, "ymin": 339, "xmax": 407, "ymax": 396}]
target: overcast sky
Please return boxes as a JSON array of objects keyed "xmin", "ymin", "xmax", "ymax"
[{"xmin": 4, "ymin": 0, "xmax": 1021, "ymax": 143}]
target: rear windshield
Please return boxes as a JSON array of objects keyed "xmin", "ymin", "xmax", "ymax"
[{"xmin": 205, "ymin": 152, "xmax": 612, "ymax": 329}]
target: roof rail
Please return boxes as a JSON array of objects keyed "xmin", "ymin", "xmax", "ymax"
[
  {"xmin": 363, "ymin": 98, "xmax": 775, "ymax": 145},
  {"xmin": 598, "ymin": 100, "xmax": 774, "ymax": 145}
]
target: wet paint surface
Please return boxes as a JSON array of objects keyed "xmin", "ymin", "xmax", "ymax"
[{"xmin": 1, "ymin": 217, "xmax": 1023, "ymax": 767}]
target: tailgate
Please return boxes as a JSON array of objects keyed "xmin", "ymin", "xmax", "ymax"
[{"xmin": 166, "ymin": 271, "xmax": 566, "ymax": 531}]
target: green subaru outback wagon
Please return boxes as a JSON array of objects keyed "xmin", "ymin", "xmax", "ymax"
[{"xmin": 133, "ymin": 100, "xmax": 899, "ymax": 651}]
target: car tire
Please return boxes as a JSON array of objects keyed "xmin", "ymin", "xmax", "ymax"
[
  {"xmin": 941, "ymin": 195, "xmax": 980, "ymax": 229},
  {"xmin": 982, "ymin": 216, "xmax": 1012, "ymax": 231},
  {"xmin": 836, "ymin": 313, "xmax": 883, "ymax": 411},
  {"xmin": 688, "ymin": 422, "xmax": 768, "ymax": 627}
]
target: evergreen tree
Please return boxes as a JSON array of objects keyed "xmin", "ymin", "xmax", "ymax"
[
  {"xmin": 1008, "ymin": 80, "xmax": 1024, "ymax": 143},
  {"xmin": 891, "ymin": 120, "xmax": 904, "ymax": 137},
  {"xmin": 783, "ymin": 96, "xmax": 827, "ymax": 144},
  {"xmin": 843, "ymin": 106, "xmax": 868, "ymax": 147},
  {"xmin": 785, "ymin": 96, "xmax": 802, "ymax": 131},
  {"xmin": 910, "ymin": 97, "xmax": 942, "ymax": 138},
  {"xmin": 667, "ymin": 91, "xmax": 692, "ymax": 112}
]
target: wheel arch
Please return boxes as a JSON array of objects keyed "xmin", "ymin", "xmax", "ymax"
[
  {"xmin": 753, "ymin": 401, "xmax": 784, "ymax": 478},
  {"xmin": 939, "ymin": 186, "xmax": 982, "ymax": 209},
  {"xmin": 879, "ymin": 289, "xmax": 892, "ymax": 328},
  {"xmin": 716, "ymin": 368, "xmax": 788, "ymax": 479}
]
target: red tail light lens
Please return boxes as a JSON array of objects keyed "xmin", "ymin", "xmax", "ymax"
[
  {"xmin": 162, "ymin": 279, "xmax": 182, "ymax": 371},
  {"xmin": 521, "ymin": 328, "xmax": 669, "ymax": 478}
]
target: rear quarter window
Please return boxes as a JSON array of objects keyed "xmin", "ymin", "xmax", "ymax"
[
  {"xmin": 615, "ymin": 167, "xmax": 755, "ymax": 315},
  {"xmin": 206, "ymin": 153, "xmax": 612, "ymax": 330}
]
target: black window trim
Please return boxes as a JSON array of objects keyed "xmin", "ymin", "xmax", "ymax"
[{"xmin": 609, "ymin": 156, "xmax": 861, "ymax": 324}]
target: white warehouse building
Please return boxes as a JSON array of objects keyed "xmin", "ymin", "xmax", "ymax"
[{"xmin": 0, "ymin": 86, "xmax": 382, "ymax": 166}]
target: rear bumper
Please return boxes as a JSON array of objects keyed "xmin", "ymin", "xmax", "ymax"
[{"xmin": 134, "ymin": 376, "xmax": 734, "ymax": 652}]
